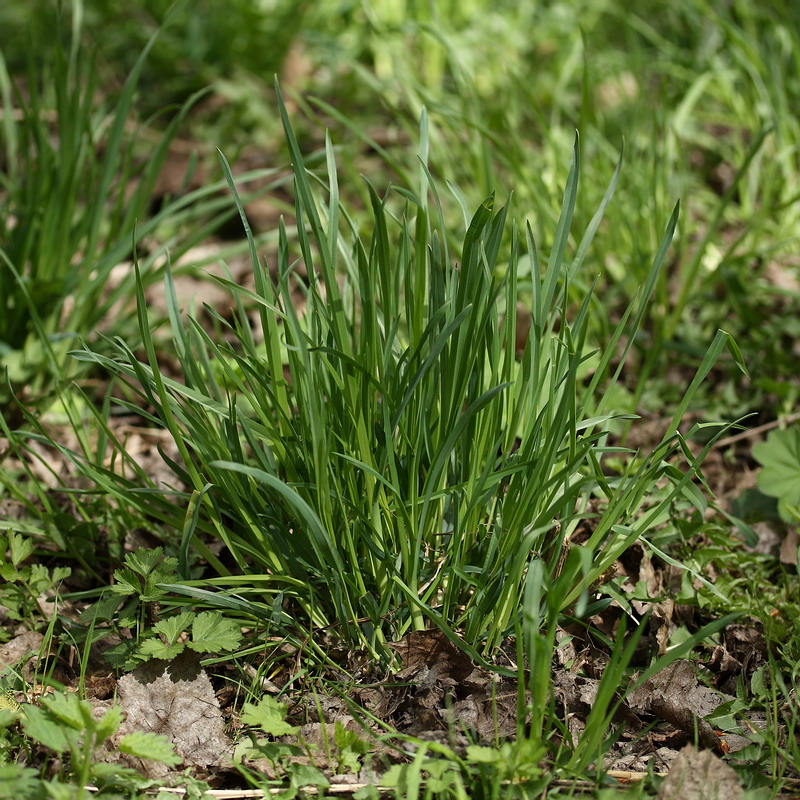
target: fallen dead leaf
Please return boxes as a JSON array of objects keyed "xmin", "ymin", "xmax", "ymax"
[
  {"xmin": 111, "ymin": 651, "xmax": 233, "ymax": 779},
  {"xmin": 627, "ymin": 660, "xmax": 730, "ymax": 751},
  {"xmin": 0, "ymin": 631, "xmax": 44, "ymax": 670},
  {"xmin": 655, "ymin": 744, "xmax": 742, "ymax": 800},
  {"xmin": 387, "ymin": 629, "xmax": 474, "ymax": 684}
]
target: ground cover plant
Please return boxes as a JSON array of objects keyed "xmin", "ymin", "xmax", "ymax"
[{"xmin": 1, "ymin": 1, "xmax": 799, "ymax": 798}]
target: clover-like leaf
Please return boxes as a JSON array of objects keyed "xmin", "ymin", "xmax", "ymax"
[{"xmin": 188, "ymin": 611, "xmax": 242, "ymax": 653}]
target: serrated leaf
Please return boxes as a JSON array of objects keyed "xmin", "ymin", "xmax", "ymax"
[
  {"xmin": 153, "ymin": 611, "xmax": 195, "ymax": 644},
  {"xmin": 51, "ymin": 566, "xmax": 71, "ymax": 584},
  {"xmin": 21, "ymin": 705, "xmax": 77, "ymax": 752},
  {"xmin": 94, "ymin": 704, "xmax": 124, "ymax": 743},
  {"xmin": 188, "ymin": 611, "xmax": 242, "ymax": 653},
  {"xmin": 336, "ymin": 746, "xmax": 362, "ymax": 776},
  {"xmin": 41, "ymin": 692, "xmax": 89, "ymax": 730},
  {"xmin": 124, "ymin": 546, "xmax": 166, "ymax": 576},
  {"xmin": 39, "ymin": 778, "xmax": 78, "ymax": 800},
  {"xmin": 135, "ymin": 557, "xmax": 179, "ymax": 602},
  {"xmin": 119, "ymin": 730, "xmax": 181, "ymax": 766},
  {"xmin": 466, "ymin": 744, "xmax": 501, "ymax": 763},
  {"xmin": 137, "ymin": 638, "xmax": 185, "ymax": 661},
  {"xmin": 0, "ymin": 765, "xmax": 40, "ymax": 796},
  {"xmin": 334, "ymin": 720, "xmax": 369, "ymax": 774},
  {"xmin": 753, "ymin": 427, "xmax": 800, "ymax": 511},
  {"xmin": 110, "ymin": 567, "xmax": 142, "ymax": 596},
  {"xmin": 116, "ymin": 597, "xmax": 140, "ymax": 628},
  {"xmin": 240, "ymin": 696, "xmax": 299, "ymax": 736},
  {"xmin": 29, "ymin": 563, "xmax": 64, "ymax": 595}
]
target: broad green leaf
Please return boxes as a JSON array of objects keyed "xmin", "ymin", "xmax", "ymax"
[
  {"xmin": 137, "ymin": 638, "xmax": 185, "ymax": 661},
  {"xmin": 119, "ymin": 730, "xmax": 181, "ymax": 766},
  {"xmin": 7, "ymin": 532, "xmax": 34, "ymax": 567},
  {"xmin": 240, "ymin": 696, "xmax": 299, "ymax": 737},
  {"xmin": 0, "ymin": 765, "xmax": 40, "ymax": 796},
  {"xmin": 103, "ymin": 639, "xmax": 140, "ymax": 669},
  {"xmin": 21, "ymin": 705, "xmax": 76, "ymax": 753},
  {"xmin": 465, "ymin": 744, "xmax": 500, "ymax": 764},
  {"xmin": 334, "ymin": 721, "xmax": 370, "ymax": 774},
  {"xmin": 110, "ymin": 568, "xmax": 142, "ymax": 596},
  {"xmin": 153, "ymin": 611, "xmax": 195, "ymax": 644},
  {"xmin": 79, "ymin": 594, "xmax": 123, "ymax": 623},
  {"xmin": 188, "ymin": 611, "xmax": 242, "ymax": 653},
  {"xmin": 753, "ymin": 426, "xmax": 800, "ymax": 510},
  {"xmin": 41, "ymin": 692, "xmax": 87, "ymax": 730},
  {"xmin": 125, "ymin": 546, "xmax": 167, "ymax": 577},
  {"xmin": 93, "ymin": 704, "xmax": 124, "ymax": 743},
  {"xmin": 289, "ymin": 762, "xmax": 329, "ymax": 788}
]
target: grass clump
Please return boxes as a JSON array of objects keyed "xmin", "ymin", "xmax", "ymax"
[
  {"xmin": 63, "ymin": 87, "xmax": 739, "ymax": 676},
  {"xmin": 1, "ymin": 2, "xmax": 797, "ymax": 796},
  {"xmin": 0, "ymin": 4, "xmax": 246, "ymax": 412}
]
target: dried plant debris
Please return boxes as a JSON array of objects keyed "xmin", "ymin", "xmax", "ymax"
[
  {"xmin": 238, "ymin": 624, "xmax": 783, "ymax": 788},
  {"xmin": 656, "ymin": 744, "xmax": 742, "ymax": 800},
  {"xmin": 0, "ymin": 631, "xmax": 44, "ymax": 672},
  {"xmin": 0, "ymin": 606, "xmax": 784, "ymax": 791},
  {"xmin": 708, "ymin": 625, "xmax": 768, "ymax": 694},
  {"xmin": 627, "ymin": 660, "xmax": 729, "ymax": 751},
  {"xmin": 109, "ymin": 651, "xmax": 233, "ymax": 779},
  {"xmin": 370, "ymin": 630, "xmax": 517, "ymax": 742}
]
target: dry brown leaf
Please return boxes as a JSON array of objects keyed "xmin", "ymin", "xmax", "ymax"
[
  {"xmin": 627, "ymin": 660, "xmax": 729, "ymax": 751},
  {"xmin": 655, "ymin": 744, "xmax": 742, "ymax": 800},
  {"xmin": 112, "ymin": 651, "xmax": 232, "ymax": 778},
  {"xmin": 382, "ymin": 630, "xmax": 515, "ymax": 740},
  {"xmin": 0, "ymin": 631, "xmax": 44, "ymax": 669},
  {"xmin": 387, "ymin": 629, "xmax": 474, "ymax": 684}
]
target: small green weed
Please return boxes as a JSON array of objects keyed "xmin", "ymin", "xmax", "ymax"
[
  {"xmin": 753, "ymin": 425, "xmax": 800, "ymax": 525},
  {"xmin": 0, "ymin": 691, "xmax": 179, "ymax": 799},
  {"xmin": 75, "ymin": 547, "xmax": 243, "ymax": 671},
  {"xmin": 235, "ymin": 696, "xmax": 330, "ymax": 795},
  {"xmin": 0, "ymin": 532, "xmax": 70, "ymax": 633}
]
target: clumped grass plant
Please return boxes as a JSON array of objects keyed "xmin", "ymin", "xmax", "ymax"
[
  {"xmin": 64, "ymin": 86, "xmax": 742, "ymax": 672},
  {"xmin": 0, "ymin": 5, "xmax": 258, "ymax": 411},
  {"xmin": 309, "ymin": 0, "xmax": 799, "ymax": 411}
]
